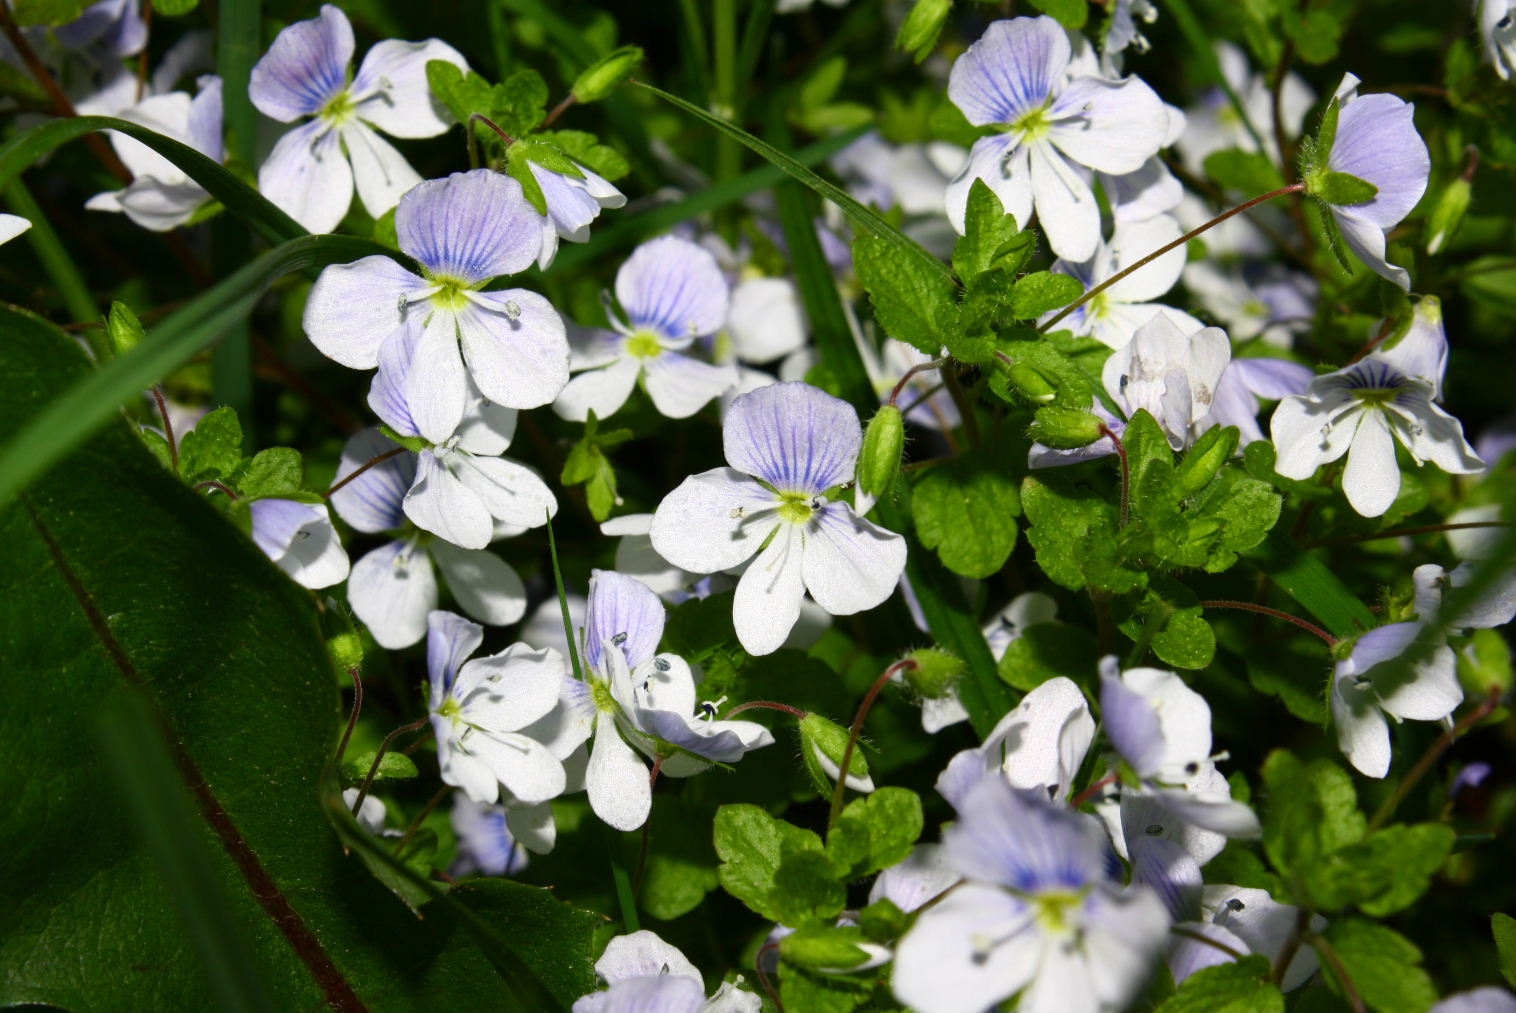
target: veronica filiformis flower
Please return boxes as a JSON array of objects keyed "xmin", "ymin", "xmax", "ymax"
[
  {"xmin": 1477, "ymin": 0, "xmax": 1516, "ymax": 80},
  {"xmin": 305, "ymin": 168, "xmax": 569, "ymax": 443},
  {"xmin": 563, "ymin": 571, "xmax": 773, "ymax": 832},
  {"xmin": 1313, "ymin": 74, "xmax": 1430, "ymax": 291},
  {"xmin": 328, "ymin": 428, "xmax": 531, "ymax": 649},
  {"xmin": 1048, "ymin": 215, "xmax": 1202, "ymax": 349},
  {"xmin": 892, "ymin": 776, "xmax": 1170, "ymax": 1013},
  {"xmin": 1168, "ymin": 886, "xmax": 1324, "ymax": 991},
  {"xmin": 86, "ymin": 75, "xmax": 224, "ymax": 231},
  {"xmin": 555, "ymin": 235, "xmax": 738, "ymax": 421},
  {"xmin": 944, "ymin": 16, "xmax": 1169, "ymax": 261},
  {"xmin": 650, "ymin": 382, "xmax": 908, "ymax": 656},
  {"xmin": 573, "ymin": 930, "xmax": 761, "ymax": 1013},
  {"xmin": 1103, "ymin": 313, "xmax": 1232, "ymax": 449},
  {"xmin": 1271, "ymin": 297, "xmax": 1483, "ymax": 517},
  {"xmin": 1177, "ymin": 42, "xmax": 1314, "ymax": 174},
  {"xmin": 1183, "ymin": 261, "xmax": 1318, "ymax": 350},
  {"xmin": 0, "ymin": 215, "xmax": 30, "ymax": 246},
  {"xmin": 831, "ymin": 131, "xmax": 965, "ymax": 258},
  {"xmin": 248, "ymin": 4, "xmax": 468, "ymax": 232},
  {"xmin": 426, "ymin": 611, "xmax": 570, "ymax": 807},
  {"xmin": 528, "ymin": 162, "xmax": 626, "ymax": 272},
  {"xmin": 1203, "ymin": 357, "xmax": 1315, "ymax": 447},
  {"xmin": 248, "ymin": 498, "xmax": 349, "ymax": 589},
  {"xmin": 449, "ymin": 795, "xmax": 529, "ymax": 878}
]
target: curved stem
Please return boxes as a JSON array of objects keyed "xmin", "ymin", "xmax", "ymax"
[
  {"xmin": 334, "ymin": 667, "xmax": 363, "ymax": 767},
  {"xmin": 393, "ymin": 785, "xmax": 449, "ymax": 855},
  {"xmin": 827, "ymin": 659, "xmax": 914, "ymax": 834},
  {"xmin": 543, "ymin": 93, "xmax": 577, "ymax": 128},
  {"xmin": 193, "ymin": 479, "xmax": 239, "ymax": 500},
  {"xmin": 1306, "ymin": 929, "xmax": 1366, "ymax": 1013},
  {"xmin": 723, "ymin": 700, "xmax": 807, "ymax": 719},
  {"xmin": 324, "ymin": 447, "xmax": 406, "ymax": 499},
  {"xmin": 1070, "ymin": 771, "xmax": 1118, "ymax": 809},
  {"xmin": 1172, "ymin": 924, "xmax": 1248, "ymax": 961},
  {"xmin": 1099, "ymin": 423, "xmax": 1130, "ymax": 529},
  {"xmin": 1200, "ymin": 599, "xmax": 1336, "ymax": 647},
  {"xmin": 1041, "ymin": 183, "xmax": 1306, "ymax": 333},
  {"xmin": 888, "ymin": 357, "xmax": 948, "ymax": 407},
  {"xmin": 151, "ymin": 387, "xmax": 179, "ymax": 474},
  {"xmin": 1367, "ymin": 686, "xmax": 1502, "ymax": 832},
  {"xmin": 351, "ymin": 715, "xmax": 430, "ymax": 817}
]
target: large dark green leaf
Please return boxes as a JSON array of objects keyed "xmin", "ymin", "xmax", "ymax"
[{"xmin": 0, "ymin": 306, "xmax": 596, "ymax": 1011}]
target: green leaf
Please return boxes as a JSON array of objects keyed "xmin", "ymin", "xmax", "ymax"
[
  {"xmin": 536, "ymin": 129, "xmax": 630, "ymax": 181},
  {"xmin": 1155, "ymin": 955, "xmax": 1283, "ymax": 1013},
  {"xmin": 0, "ymin": 235, "xmax": 402, "ymax": 508},
  {"xmin": 953, "ymin": 180, "xmax": 1033, "ymax": 285},
  {"xmin": 1009, "ymin": 270, "xmax": 1084, "ymax": 319},
  {"xmin": 713, "ymin": 804, "xmax": 826, "ymax": 923},
  {"xmin": 233, "ymin": 448, "xmax": 305, "ymax": 500},
  {"xmin": 1310, "ymin": 822, "xmax": 1455, "ymax": 916},
  {"xmin": 1026, "ymin": 0, "xmax": 1088, "ymax": 30},
  {"xmin": 0, "ymin": 116, "xmax": 303, "ymax": 246},
  {"xmin": 779, "ymin": 926, "xmax": 874, "ymax": 970},
  {"xmin": 1120, "ymin": 585, "xmax": 1216, "ymax": 670},
  {"xmin": 153, "ymin": 0, "xmax": 199, "ymax": 15},
  {"xmin": 772, "ymin": 850, "xmax": 848, "ymax": 928},
  {"xmin": 853, "ymin": 234, "xmax": 959, "ymax": 355},
  {"xmin": 826, "ymin": 788, "xmax": 924, "ymax": 881},
  {"xmin": 1244, "ymin": 636, "xmax": 1330, "ymax": 723},
  {"xmin": 1261, "ymin": 751, "xmax": 1365, "ymax": 903},
  {"xmin": 1022, "ymin": 476, "xmax": 1147, "ymax": 594},
  {"xmin": 1320, "ymin": 919, "xmax": 1438, "ymax": 1013},
  {"xmin": 1282, "ymin": 6, "xmax": 1344, "ymax": 64},
  {"xmin": 636, "ymin": 80, "xmax": 954, "ymax": 285},
  {"xmin": 1244, "ymin": 530, "xmax": 1377, "ymax": 639},
  {"xmin": 8, "ymin": 0, "xmax": 91, "ymax": 25},
  {"xmin": 0, "ymin": 308, "xmax": 575, "ymax": 1010},
  {"xmin": 1312, "ymin": 170, "xmax": 1380, "ymax": 206},
  {"xmin": 638, "ymin": 795, "xmax": 719, "ymax": 922},
  {"xmin": 778, "ymin": 961, "xmax": 874, "ymax": 1013},
  {"xmin": 338, "ymin": 751, "xmax": 419, "ymax": 790},
  {"xmin": 1203, "ymin": 149, "xmax": 1286, "ymax": 194},
  {"xmin": 998, "ymin": 622, "xmax": 1099, "ymax": 692},
  {"xmin": 177, "ymin": 407, "xmax": 244, "ymax": 483},
  {"xmin": 912, "ymin": 452, "xmax": 1020, "ymax": 578},
  {"xmin": 1494, "ymin": 913, "xmax": 1516, "ymax": 989}
]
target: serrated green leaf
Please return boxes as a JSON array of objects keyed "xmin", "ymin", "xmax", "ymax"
[
  {"xmin": 912, "ymin": 453, "xmax": 1019, "ymax": 578},
  {"xmin": 854, "ymin": 234, "xmax": 959, "ymax": 355},
  {"xmin": 178, "ymin": 406, "xmax": 243, "ymax": 483},
  {"xmin": 826, "ymin": 788, "xmax": 924, "ymax": 881},
  {"xmin": 779, "ymin": 926, "xmax": 874, "ymax": 970},
  {"xmin": 1022, "ymin": 476, "xmax": 1147, "ymax": 594},
  {"xmin": 778, "ymin": 960, "xmax": 874, "ymax": 1013},
  {"xmin": 1261, "ymin": 751, "xmax": 1365, "ymax": 904},
  {"xmin": 1009, "ymin": 270, "xmax": 1084, "ymax": 319},
  {"xmin": 713, "ymin": 804, "xmax": 825, "ymax": 923},
  {"xmin": 772, "ymin": 850, "xmax": 847, "ymax": 928},
  {"xmin": 1155, "ymin": 955, "xmax": 1283, "ymax": 1013},
  {"xmin": 1320, "ymin": 919, "xmax": 1438, "ymax": 1013},
  {"xmin": 1311, "ymin": 822, "xmax": 1455, "ymax": 916},
  {"xmin": 234, "ymin": 448, "xmax": 304, "ymax": 500},
  {"xmin": 536, "ymin": 129, "xmax": 630, "ymax": 181},
  {"xmin": 953, "ymin": 179, "xmax": 1031, "ymax": 284}
]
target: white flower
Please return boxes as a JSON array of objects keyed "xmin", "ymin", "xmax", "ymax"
[
  {"xmin": 86, "ymin": 76, "xmax": 223, "ymax": 231},
  {"xmin": 1271, "ymin": 297, "xmax": 1483, "ymax": 518},
  {"xmin": 527, "ymin": 161, "xmax": 626, "ymax": 271},
  {"xmin": 573, "ymin": 930, "xmax": 761, "ymax": 1013},
  {"xmin": 248, "ymin": 498, "xmax": 349, "ymax": 589},
  {"xmin": 555, "ymin": 235, "xmax": 738, "ymax": 421},
  {"xmin": 1178, "ymin": 42, "xmax": 1314, "ymax": 173},
  {"xmin": 248, "ymin": 4, "xmax": 468, "ymax": 232},
  {"xmin": 1182, "ymin": 261, "xmax": 1317, "ymax": 350},
  {"xmin": 0, "ymin": 214, "xmax": 31, "ymax": 246},
  {"xmin": 944, "ymin": 16, "xmax": 1169, "ymax": 261},
  {"xmin": 1103, "ymin": 313, "xmax": 1233, "ymax": 449},
  {"xmin": 304, "ymin": 168, "xmax": 569, "ymax": 442},
  {"xmin": 1168, "ymin": 886, "xmax": 1325, "ymax": 991},
  {"xmin": 1332, "ymin": 620, "xmax": 1462, "ymax": 779},
  {"xmin": 450, "ymin": 795, "xmax": 530, "ymax": 877},
  {"xmin": 426, "ymin": 612, "xmax": 570, "ymax": 806},
  {"xmin": 1048, "ymin": 215, "xmax": 1202, "ymax": 349},
  {"xmin": 341, "ymin": 789, "xmax": 387, "ymax": 834},
  {"xmin": 1477, "ymin": 0, "xmax": 1516, "ymax": 80},
  {"xmin": 650, "ymin": 382, "xmax": 908, "ymax": 656}
]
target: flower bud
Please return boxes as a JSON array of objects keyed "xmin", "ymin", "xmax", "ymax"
[
  {"xmin": 798, "ymin": 713, "xmax": 873, "ymax": 797},
  {"xmin": 1002, "ymin": 361, "xmax": 1059, "ymax": 403},
  {"xmin": 899, "ymin": 648, "xmax": 964, "ymax": 700},
  {"xmin": 896, "ymin": 0, "xmax": 952, "ymax": 63},
  {"xmin": 571, "ymin": 45, "xmax": 643, "ymax": 104},
  {"xmin": 1425, "ymin": 177, "xmax": 1470, "ymax": 255},
  {"xmin": 855, "ymin": 404, "xmax": 904, "ymax": 514},
  {"xmin": 319, "ymin": 596, "xmax": 364, "ymax": 673},
  {"xmin": 1028, "ymin": 405, "xmax": 1104, "ymax": 449},
  {"xmin": 1172, "ymin": 425, "xmax": 1238, "ymax": 497},
  {"xmin": 107, "ymin": 301, "xmax": 144, "ymax": 358}
]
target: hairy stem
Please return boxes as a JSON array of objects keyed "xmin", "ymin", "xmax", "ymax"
[
  {"xmin": 723, "ymin": 700, "xmax": 807, "ymax": 719},
  {"xmin": 151, "ymin": 388, "xmax": 179, "ymax": 474},
  {"xmin": 828, "ymin": 659, "xmax": 913, "ymax": 834},
  {"xmin": 393, "ymin": 785, "xmax": 449, "ymax": 856},
  {"xmin": 1200, "ymin": 599, "xmax": 1337, "ymax": 647},
  {"xmin": 351, "ymin": 715, "xmax": 430, "ymax": 817},
  {"xmin": 1099, "ymin": 423, "xmax": 1131, "ymax": 529},
  {"xmin": 334, "ymin": 667, "xmax": 363, "ymax": 767}
]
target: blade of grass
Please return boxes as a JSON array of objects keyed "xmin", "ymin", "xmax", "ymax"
[
  {"xmin": 4, "ymin": 179, "xmax": 98, "ymax": 335},
  {"xmin": 0, "ymin": 116, "xmax": 305, "ymax": 246},
  {"xmin": 1244, "ymin": 529, "xmax": 1377, "ymax": 639},
  {"xmin": 544, "ymin": 513, "xmax": 584, "ymax": 684},
  {"xmin": 99, "ymin": 691, "xmax": 276, "ymax": 1012},
  {"xmin": 550, "ymin": 126, "xmax": 866, "ymax": 272},
  {"xmin": 0, "ymin": 235, "xmax": 399, "ymax": 507},
  {"xmin": 635, "ymin": 80, "xmax": 955, "ymax": 285}
]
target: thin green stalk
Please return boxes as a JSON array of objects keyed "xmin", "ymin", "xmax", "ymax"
[
  {"xmin": 736, "ymin": 0, "xmax": 776, "ymax": 91},
  {"xmin": 545, "ymin": 513, "xmax": 584, "ymax": 683},
  {"xmin": 677, "ymin": 0, "xmax": 711, "ymax": 97},
  {"xmin": 611, "ymin": 854, "xmax": 640, "ymax": 933},
  {"xmin": 714, "ymin": 0, "xmax": 740, "ymax": 182},
  {"xmin": 215, "ymin": 0, "xmax": 261, "ymax": 444},
  {"xmin": 4, "ymin": 179, "xmax": 98, "ymax": 337}
]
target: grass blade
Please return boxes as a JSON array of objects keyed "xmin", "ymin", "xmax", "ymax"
[
  {"xmin": 3, "ymin": 178, "xmax": 98, "ymax": 331},
  {"xmin": 0, "ymin": 235, "xmax": 398, "ymax": 507},
  {"xmin": 1245, "ymin": 529, "xmax": 1377, "ymax": 639}
]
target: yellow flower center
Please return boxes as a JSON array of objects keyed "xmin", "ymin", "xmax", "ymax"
[
  {"xmin": 777, "ymin": 492, "xmax": 815, "ymax": 524},
  {"xmin": 1011, "ymin": 103, "xmax": 1053, "ymax": 143},
  {"xmin": 626, "ymin": 330, "xmax": 663, "ymax": 359}
]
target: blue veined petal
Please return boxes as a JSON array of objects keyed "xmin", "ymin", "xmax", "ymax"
[
  {"xmin": 248, "ymin": 4, "xmax": 353, "ymax": 123},
  {"xmin": 451, "ymin": 796, "xmax": 529, "ymax": 876},
  {"xmin": 723, "ymin": 381, "xmax": 862, "ymax": 495},
  {"xmin": 1099, "ymin": 661, "xmax": 1167, "ymax": 778},
  {"xmin": 330, "ymin": 427, "xmax": 415, "ymax": 534},
  {"xmin": 943, "ymin": 775, "xmax": 1108, "ymax": 893},
  {"xmin": 426, "ymin": 610, "xmax": 483, "ymax": 701},
  {"xmin": 584, "ymin": 570, "xmax": 666, "ymax": 676},
  {"xmin": 614, "ymin": 235, "xmax": 729, "ymax": 342},
  {"xmin": 396, "ymin": 169, "xmax": 542, "ymax": 283},
  {"xmin": 947, "ymin": 16, "xmax": 1070, "ymax": 127},
  {"xmin": 1329, "ymin": 91, "xmax": 1429, "ymax": 229},
  {"xmin": 367, "ymin": 319, "xmax": 425, "ymax": 437}
]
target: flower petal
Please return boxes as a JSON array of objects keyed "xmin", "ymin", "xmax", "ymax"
[
  {"xmin": 615, "ymin": 235, "xmax": 730, "ymax": 341},
  {"xmin": 1270, "ymin": 391, "xmax": 1356, "ymax": 481},
  {"xmin": 451, "ymin": 455, "xmax": 558, "ymax": 531},
  {"xmin": 405, "ymin": 452, "xmax": 493, "ymax": 549},
  {"xmin": 649, "ymin": 467, "xmax": 776, "ymax": 574},
  {"xmin": 457, "ymin": 290, "xmax": 571, "ymax": 410},
  {"xmin": 946, "ymin": 15, "xmax": 1069, "ymax": 126},
  {"xmin": 405, "ymin": 312, "xmax": 469, "ymax": 444},
  {"xmin": 1049, "ymin": 74, "xmax": 1169, "ymax": 176},
  {"xmin": 585, "ymin": 569, "xmax": 666, "ymax": 674},
  {"xmin": 432, "ymin": 540, "xmax": 527, "ymax": 627},
  {"xmin": 728, "ymin": 277, "xmax": 807, "ymax": 363},
  {"xmin": 248, "ymin": 3, "xmax": 352, "ymax": 122},
  {"xmin": 891, "ymin": 884, "xmax": 1037, "ymax": 1013},
  {"xmin": 461, "ymin": 730, "xmax": 565, "ymax": 805},
  {"xmin": 330, "ymin": 427, "xmax": 414, "ymax": 533},
  {"xmin": 342, "ymin": 121, "xmax": 422, "ymax": 220},
  {"xmin": 1028, "ymin": 140, "xmax": 1100, "ymax": 262},
  {"xmin": 258, "ymin": 119, "xmax": 353, "ymax": 234},
  {"xmin": 351, "ymin": 37, "xmax": 468, "ymax": 138},
  {"xmin": 396, "ymin": 169, "xmax": 542, "ymax": 283},
  {"xmin": 1342, "ymin": 409, "xmax": 1401, "ymax": 517},
  {"xmin": 1334, "ymin": 210, "xmax": 1410, "ymax": 291},
  {"xmin": 723, "ymin": 381, "xmax": 862, "ymax": 493},
  {"xmin": 799, "ymin": 504, "xmax": 906, "ymax": 616},
  {"xmin": 427, "ymin": 609, "xmax": 483, "ymax": 702},
  {"xmin": 733, "ymin": 523, "xmax": 807, "ymax": 656},
  {"xmin": 348, "ymin": 539, "xmax": 435, "ymax": 650},
  {"xmin": 642, "ymin": 351, "xmax": 738, "ymax": 419},
  {"xmin": 304, "ymin": 254, "xmax": 427, "ymax": 370},
  {"xmin": 1330, "ymin": 92, "xmax": 1430, "ymax": 229},
  {"xmin": 945, "ymin": 134, "xmax": 1029, "ymax": 236},
  {"xmin": 1332, "ymin": 669, "xmax": 1392, "ymax": 778},
  {"xmin": 554, "ymin": 356, "xmax": 641, "ymax": 422},
  {"xmin": 586, "ymin": 718, "xmax": 652, "ymax": 831}
]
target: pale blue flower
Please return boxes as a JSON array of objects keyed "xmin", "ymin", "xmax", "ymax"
[
  {"xmin": 450, "ymin": 795, "xmax": 530, "ymax": 877},
  {"xmin": 248, "ymin": 498, "xmax": 349, "ymax": 589}
]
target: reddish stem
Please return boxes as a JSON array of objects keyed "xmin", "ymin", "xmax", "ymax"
[
  {"xmin": 150, "ymin": 387, "xmax": 179, "ymax": 474},
  {"xmin": 723, "ymin": 700, "xmax": 807, "ymax": 719},
  {"xmin": 1099, "ymin": 423, "xmax": 1130, "ymax": 529},
  {"xmin": 827, "ymin": 659, "xmax": 915, "ymax": 834},
  {"xmin": 1070, "ymin": 772, "xmax": 1118, "ymax": 809},
  {"xmin": 334, "ymin": 667, "xmax": 363, "ymax": 767},
  {"xmin": 324, "ymin": 447, "xmax": 406, "ymax": 499},
  {"xmin": 1200, "ymin": 599, "xmax": 1336, "ymax": 647}
]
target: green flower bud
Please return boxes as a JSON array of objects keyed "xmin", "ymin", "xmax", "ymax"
[
  {"xmin": 107, "ymin": 301, "xmax": 144, "ymax": 358},
  {"xmin": 570, "ymin": 45, "xmax": 643, "ymax": 104},
  {"xmin": 856, "ymin": 404, "xmax": 905, "ymax": 510},
  {"xmin": 900, "ymin": 648, "xmax": 964, "ymax": 700},
  {"xmin": 1425, "ymin": 177, "xmax": 1471, "ymax": 255},
  {"xmin": 1028, "ymin": 405, "xmax": 1104, "ymax": 449},
  {"xmin": 896, "ymin": 0, "xmax": 952, "ymax": 63},
  {"xmin": 319, "ymin": 596, "xmax": 364, "ymax": 673},
  {"xmin": 798, "ymin": 713, "xmax": 872, "ymax": 797},
  {"xmin": 1003, "ymin": 361, "xmax": 1059, "ymax": 403},
  {"xmin": 1173, "ymin": 425, "xmax": 1238, "ymax": 497}
]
